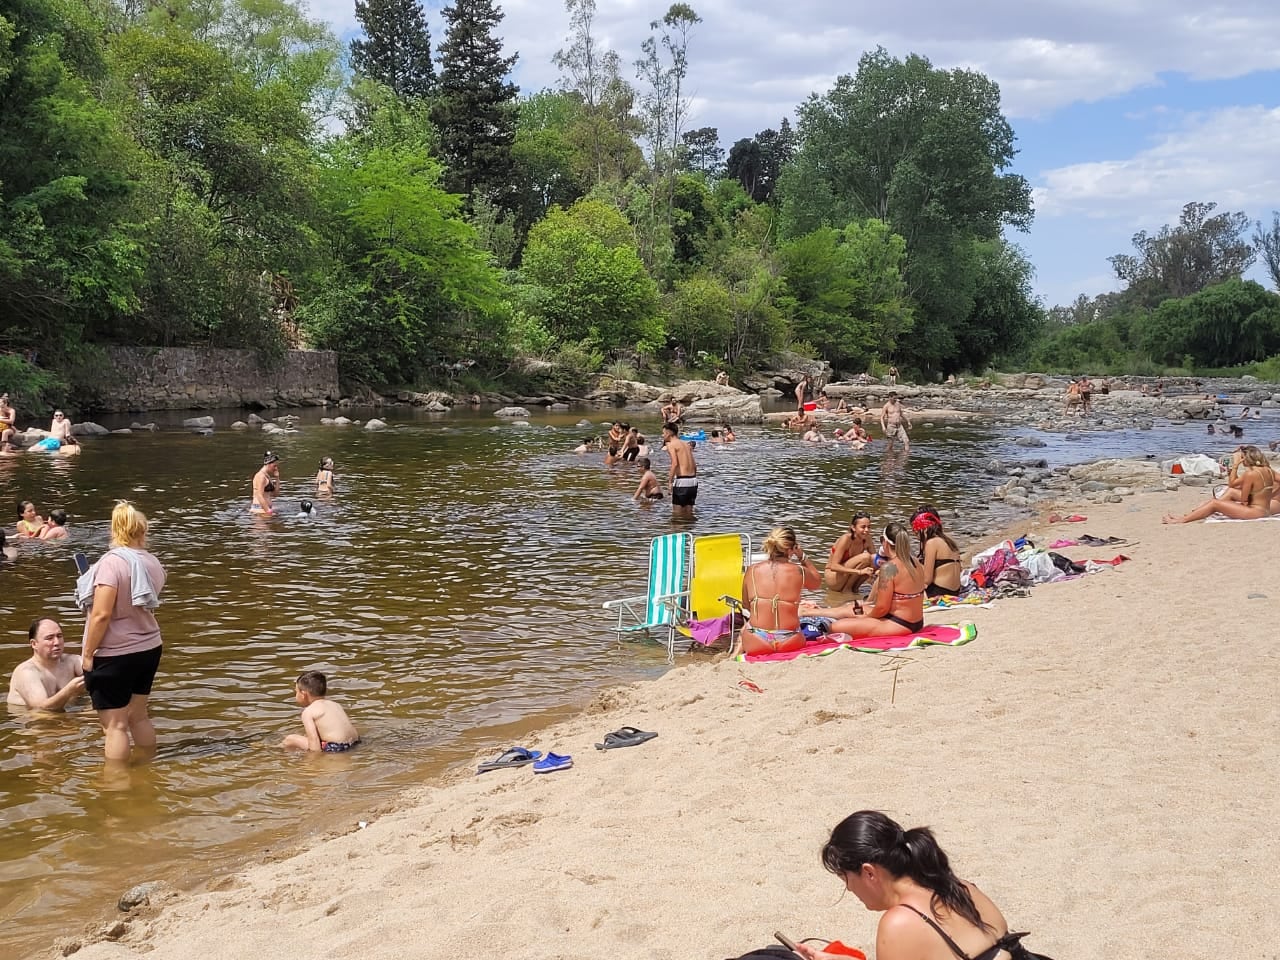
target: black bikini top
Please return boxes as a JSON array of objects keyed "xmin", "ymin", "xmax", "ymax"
[{"xmin": 898, "ymin": 904, "xmax": 1039, "ymax": 960}]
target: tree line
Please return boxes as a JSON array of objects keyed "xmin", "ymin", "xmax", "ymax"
[{"xmin": 8, "ymin": 0, "xmax": 1272, "ymax": 414}]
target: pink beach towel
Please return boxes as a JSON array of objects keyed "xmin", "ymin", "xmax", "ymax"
[{"xmin": 734, "ymin": 623, "xmax": 978, "ymax": 663}]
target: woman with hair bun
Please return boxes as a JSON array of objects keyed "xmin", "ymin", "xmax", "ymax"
[
  {"xmin": 79, "ymin": 501, "xmax": 167, "ymax": 762},
  {"xmin": 252, "ymin": 451, "xmax": 281, "ymax": 514},
  {"xmin": 797, "ymin": 810, "xmax": 1041, "ymax": 960},
  {"xmin": 801, "ymin": 522, "xmax": 928, "ymax": 637},
  {"xmin": 739, "ymin": 526, "xmax": 821, "ymax": 655},
  {"xmin": 912, "ymin": 505, "xmax": 962, "ymax": 598}
]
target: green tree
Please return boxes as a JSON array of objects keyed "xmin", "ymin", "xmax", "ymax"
[
  {"xmin": 666, "ymin": 273, "xmax": 731, "ymax": 357},
  {"xmin": 433, "ymin": 0, "xmax": 519, "ymax": 203},
  {"xmin": 670, "ymin": 173, "xmax": 725, "ymax": 271},
  {"xmin": 726, "ymin": 121, "xmax": 793, "ymax": 203},
  {"xmin": 300, "ymin": 139, "xmax": 506, "ymax": 385},
  {"xmin": 509, "ymin": 90, "xmax": 587, "ymax": 257},
  {"xmin": 955, "ymin": 239, "xmax": 1042, "ymax": 372},
  {"xmin": 1135, "ymin": 279, "xmax": 1280, "ymax": 367},
  {"xmin": 350, "ymin": 0, "xmax": 435, "ymax": 99},
  {"xmin": 519, "ymin": 199, "xmax": 661, "ymax": 353},
  {"xmin": 0, "ymin": 0, "xmax": 143, "ymax": 352},
  {"xmin": 680, "ymin": 126, "xmax": 721, "ymax": 176},
  {"xmin": 1111, "ymin": 201, "xmax": 1256, "ymax": 308},
  {"xmin": 780, "ymin": 48, "xmax": 1032, "ymax": 373},
  {"xmin": 1252, "ymin": 212, "xmax": 1280, "ymax": 292}
]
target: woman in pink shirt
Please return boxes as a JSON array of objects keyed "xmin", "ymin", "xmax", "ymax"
[{"xmin": 82, "ymin": 501, "xmax": 167, "ymax": 762}]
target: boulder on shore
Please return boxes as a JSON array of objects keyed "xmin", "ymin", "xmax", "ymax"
[{"xmin": 682, "ymin": 394, "xmax": 764, "ymax": 424}]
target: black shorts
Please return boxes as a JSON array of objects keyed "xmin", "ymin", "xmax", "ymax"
[
  {"xmin": 672, "ymin": 477, "xmax": 699, "ymax": 506},
  {"xmin": 86, "ymin": 645, "xmax": 163, "ymax": 710},
  {"xmin": 623, "ymin": 447, "xmax": 639, "ymax": 461}
]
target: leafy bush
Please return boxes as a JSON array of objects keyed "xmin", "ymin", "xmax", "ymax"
[{"xmin": 0, "ymin": 355, "xmax": 68, "ymax": 417}]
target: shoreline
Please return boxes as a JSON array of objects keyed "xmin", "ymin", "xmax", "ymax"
[{"xmin": 50, "ymin": 478, "xmax": 1280, "ymax": 960}]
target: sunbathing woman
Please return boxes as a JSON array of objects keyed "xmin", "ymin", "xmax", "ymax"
[
  {"xmin": 801, "ymin": 522, "xmax": 928, "ymax": 638},
  {"xmin": 913, "ymin": 506, "xmax": 962, "ymax": 598},
  {"xmin": 1164, "ymin": 445, "xmax": 1274, "ymax": 523},
  {"xmin": 795, "ymin": 810, "xmax": 1035, "ymax": 960},
  {"xmin": 739, "ymin": 527, "xmax": 821, "ymax": 656}
]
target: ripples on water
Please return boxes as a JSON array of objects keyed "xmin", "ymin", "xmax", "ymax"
[{"xmin": 0, "ymin": 405, "xmax": 1247, "ymax": 954}]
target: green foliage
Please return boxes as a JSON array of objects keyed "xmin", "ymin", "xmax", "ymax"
[
  {"xmin": 519, "ymin": 200, "xmax": 662, "ymax": 354},
  {"xmin": 779, "ymin": 219, "xmax": 912, "ymax": 371},
  {"xmin": 1135, "ymin": 279, "xmax": 1280, "ymax": 367},
  {"xmin": 1253, "ymin": 212, "xmax": 1280, "ymax": 293},
  {"xmin": 0, "ymin": 353, "xmax": 67, "ymax": 415},
  {"xmin": 666, "ymin": 273, "xmax": 732, "ymax": 356}
]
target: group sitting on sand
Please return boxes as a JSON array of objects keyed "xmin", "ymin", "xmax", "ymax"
[
  {"xmin": 1164, "ymin": 444, "xmax": 1277, "ymax": 523},
  {"xmin": 739, "ymin": 507, "xmax": 964, "ymax": 656}
]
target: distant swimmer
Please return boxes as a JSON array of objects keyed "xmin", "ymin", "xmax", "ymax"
[
  {"xmin": 299, "ymin": 499, "xmax": 315, "ymax": 517},
  {"xmin": 632, "ymin": 457, "xmax": 663, "ymax": 502},
  {"xmin": 6, "ymin": 618, "xmax": 84, "ymax": 710},
  {"xmin": 723, "ymin": 425, "xmax": 737, "ymax": 442},
  {"xmin": 802, "ymin": 427, "xmax": 826, "ymax": 443},
  {"xmin": 252, "ymin": 451, "xmax": 280, "ymax": 514},
  {"xmin": 315, "ymin": 457, "xmax": 335, "ymax": 495},
  {"xmin": 15, "ymin": 500, "xmax": 45, "ymax": 539},
  {"xmin": 282, "ymin": 671, "xmax": 360, "ymax": 753},
  {"xmin": 661, "ymin": 422, "xmax": 698, "ymax": 519}
]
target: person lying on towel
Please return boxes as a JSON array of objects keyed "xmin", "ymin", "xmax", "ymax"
[{"xmin": 800, "ymin": 521, "xmax": 928, "ymax": 638}]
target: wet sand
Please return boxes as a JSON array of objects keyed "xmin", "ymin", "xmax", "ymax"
[{"xmin": 58, "ymin": 485, "xmax": 1279, "ymax": 960}]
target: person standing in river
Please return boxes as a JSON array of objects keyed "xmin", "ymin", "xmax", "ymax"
[
  {"xmin": 661, "ymin": 422, "xmax": 698, "ymax": 520},
  {"xmin": 252, "ymin": 451, "xmax": 280, "ymax": 514},
  {"xmin": 80, "ymin": 501, "xmax": 166, "ymax": 763},
  {"xmin": 880, "ymin": 393, "xmax": 912, "ymax": 454}
]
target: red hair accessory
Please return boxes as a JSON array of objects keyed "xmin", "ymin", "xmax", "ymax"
[{"xmin": 912, "ymin": 511, "xmax": 941, "ymax": 532}]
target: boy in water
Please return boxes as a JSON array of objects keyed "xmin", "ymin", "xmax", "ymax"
[
  {"xmin": 282, "ymin": 671, "xmax": 360, "ymax": 753},
  {"xmin": 632, "ymin": 457, "xmax": 663, "ymax": 501},
  {"xmin": 40, "ymin": 509, "xmax": 69, "ymax": 540}
]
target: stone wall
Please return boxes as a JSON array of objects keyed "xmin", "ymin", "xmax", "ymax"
[{"xmin": 99, "ymin": 347, "xmax": 339, "ymax": 412}]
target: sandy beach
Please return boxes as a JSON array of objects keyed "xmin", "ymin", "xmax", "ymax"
[{"xmin": 57, "ymin": 484, "xmax": 1279, "ymax": 960}]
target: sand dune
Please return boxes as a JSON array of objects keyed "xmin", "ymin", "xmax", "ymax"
[{"xmin": 60, "ymin": 487, "xmax": 1279, "ymax": 960}]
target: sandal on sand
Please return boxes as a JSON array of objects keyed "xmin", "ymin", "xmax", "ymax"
[
  {"xmin": 533, "ymin": 752, "xmax": 573, "ymax": 774},
  {"xmin": 594, "ymin": 726, "xmax": 658, "ymax": 750},
  {"xmin": 476, "ymin": 746, "xmax": 541, "ymax": 774}
]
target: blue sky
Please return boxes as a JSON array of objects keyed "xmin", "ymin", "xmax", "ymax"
[{"xmin": 304, "ymin": 0, "xmax": 1280, "ymax": 307}]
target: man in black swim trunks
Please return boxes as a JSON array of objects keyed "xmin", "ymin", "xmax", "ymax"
[{"xmin": 661, "ymin": 422, "xmax": 698, "ymax": 520}]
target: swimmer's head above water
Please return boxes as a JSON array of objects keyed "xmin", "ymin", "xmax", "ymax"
[
  {"xmin": 263, "ymin": 451, "xmax": 280, "ymax": 465},
  {"xmin": 299, "ymin": 500, "xmax": 314, "ymax": 515},
  {"xmin": 319, "ymin": 457, "xmax": 333, "ymax": 470}
]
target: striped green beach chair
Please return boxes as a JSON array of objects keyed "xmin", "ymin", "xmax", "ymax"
[{"xmin": 602, "ymin": 532, "xmax": 692, "ymax": 659}]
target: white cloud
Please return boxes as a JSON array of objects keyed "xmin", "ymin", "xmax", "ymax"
[
  {"xmin": 1034, "ymin": 106, "xmax": 1280, "ymax": 223},
  {"xmin": 300, "ymin": 1, "xmax": 1280, "ymax": 135}
]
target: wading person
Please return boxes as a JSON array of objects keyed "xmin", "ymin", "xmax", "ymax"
[
  {"xmin": 661, "ymin": 422, "xmax": 698, "ymax": 520},
  {"xmin": 79, "ymin": 501, "xmax": 166, "ymax": 763},
  {"xmin": 7, "ymin": 618, "xmax": 84, "ymax": 710},
  {"xmin": 880, "ymin": 393, "xmax": 912, "ymax": 454}
]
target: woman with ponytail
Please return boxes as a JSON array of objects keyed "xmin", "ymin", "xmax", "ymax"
[
  {"xmin": 800, "ymin": 522, "xmax": 928, "ymax": 637},
  {"xmin": 912, "ymin": 505, "xmax": 962, "ymax": 598},
  {"xmin": 797, "ymin": 811, "xmax": 1042, "ymax": 960}
]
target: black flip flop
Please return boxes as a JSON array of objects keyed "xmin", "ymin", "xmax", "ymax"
[
  {"xmin": 594, "ymin": 726, "xmax": 658, "ymax": 750},
  {"xmin": 476, "ymin": 746, "xmax": 542, "ymax": 773}
]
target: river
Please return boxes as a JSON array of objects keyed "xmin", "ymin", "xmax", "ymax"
[{"xmin": 0, "ymin": 403, "xmax": 1253, "ymax": 956}]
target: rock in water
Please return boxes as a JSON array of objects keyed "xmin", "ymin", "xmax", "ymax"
[
  {"xmin": 363, "ymin": 418, "xmax": 388, "ymax": 431},
  {"xmin": 118, "ymin": 880, "xmax": 167, "ymax": 911},
  {"xmin": 182, "ymin": 416, "xmax": 215, "ymax": 429},
  {"xmin": 494, "ymin": 406, "xmax": 531, "ymax": 418}
]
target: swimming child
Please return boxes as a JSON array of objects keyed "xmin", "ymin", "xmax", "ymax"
[
  {"xmin": 282, "ymin": 671, "xmax": 360, "ymax": 753},
  {"xmin": 632, "ymin": 457, "xmax": 663, "ymax": 501},
  {"xmin": 299, "ymin": 500, "xmax": 314, "ymax": 517},
  {"xmin": 723, "ymin": 426, "xmax": 736, "ymax": 442},
  {"xmin": 39, "ymin": 509, "xmax": 68, "ymax": 540},
  {"xmin": 15, "ymin": 501, "xmax": 45, "ymax": 538},
  {"xmin": 315, "ymin": 457, "xmax": 335, "ymax": 495}
]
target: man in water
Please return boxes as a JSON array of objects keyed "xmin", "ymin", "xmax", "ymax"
[
  {"xmin": 661, "ymin": 422, "xmax": 698, "ymax": 519},
  {"xmin": 660, "ymin": 399, "xmax": 683, "ymax": 424},
  {"xmin": 879, "ymin": 392, "xmax": 912, "ymax": 454},
  {"xmin": 7, "ymin": 618, "xmax": 84, "ymax": 710}
]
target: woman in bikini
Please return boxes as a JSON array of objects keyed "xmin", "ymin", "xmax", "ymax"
[
  {"xmin": 913, "ymin": 505, "xmax": 962, "ymax": 598},
  {"xmin": 801, "ymin": 521, "xmax": 928, "ymax": 638},
  {"xmin": 824, "ymin": 512, "xmax": 875, "ymax": 594},
  {"xmin": 251, "ymin": 452, "xmax": 281, "ymax": 514},
  {"xmin": 794, "ymin": 810, "xmax": 1041, "ymax": 960},
  {"xmin": 315, "ymin": 457, "xmax": 335, "ymax": 496},
  {"xmin": 739, "ymin": 527, "xmax": 821, "ymax": 656},
  {"xmin": 1164, "ymin": 445, "xmax": 1275, "ymax": 523}
]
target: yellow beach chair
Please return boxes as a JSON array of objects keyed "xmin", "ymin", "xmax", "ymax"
[{"xmin": 674, "ymin": 532, "xmax": 751, "ymax": 660}]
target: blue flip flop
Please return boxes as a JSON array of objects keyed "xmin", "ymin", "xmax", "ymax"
[
  {"xmin": 532, "ymin": 752, "xmax": 573, "ymax": 774},
  {"xmin": 477, "ymin": 746, "xmax": 542, "ymax": 774}
]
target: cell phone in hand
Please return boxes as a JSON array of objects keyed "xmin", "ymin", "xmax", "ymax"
[
  {"xmin": 775, "ymin": 931, "xmax": 801, "ymax": 953},
  {"xmin": 74, "ymin": 552, "xmax": 89, "ymax": 575}
]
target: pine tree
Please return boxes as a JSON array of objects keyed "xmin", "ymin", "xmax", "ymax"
[
  {"xmin": 433, "ymin": 0, "xmax": 519, "ymax": 202},
  {"xmin": 350, "ymin": 0, "xmax": 436, "ymax": 99}
]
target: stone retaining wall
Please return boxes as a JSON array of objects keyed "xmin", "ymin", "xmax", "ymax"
[{"xmin": 99, "ymin": 347, "xmax": 339, "ymax": 412}]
